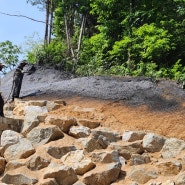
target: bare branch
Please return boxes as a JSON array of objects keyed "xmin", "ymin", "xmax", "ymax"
[{"xmin": 0, "ymin": 11, "xmax": 49, "ymax": 25}]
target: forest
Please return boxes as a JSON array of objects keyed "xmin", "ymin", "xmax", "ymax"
[{"xmin": 0, "ymin": 0, "xmax": 185, "ymax": 82}]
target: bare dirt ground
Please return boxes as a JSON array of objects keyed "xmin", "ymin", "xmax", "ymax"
[{"xmin": 1, "ymin": 64, "xmax": 185, "ymax": 139}]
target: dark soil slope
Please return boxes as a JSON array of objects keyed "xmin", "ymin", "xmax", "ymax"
[{"xmin": 1, "ymin": 64, "xmax": 185, "ymax": 139}]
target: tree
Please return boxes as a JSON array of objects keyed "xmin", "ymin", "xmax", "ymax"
[
  {"xmin": 0, "ymin": 41, "xmax": 21, "ymax": 70},
  {"xmin": 27, "ymin": 0, "xmax": 55, "ymax": 45},
  {"xmin": 53, "ymin": 0, "xmax": 92, "ymax": 71}
]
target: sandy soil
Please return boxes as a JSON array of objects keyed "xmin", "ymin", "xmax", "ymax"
[{"xmin": 40, "ymin": 96, "xmax": 185, "ymax": 140}]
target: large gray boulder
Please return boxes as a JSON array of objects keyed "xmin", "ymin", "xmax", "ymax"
[
  {"xmin": 27, "ymin": 125, "xmax": 64, "ymax": 147},
  {"xmin": 4, "ymin": 138, "xmax": 35, "ymax": 162},
  {"xmin": 43, "ymin": 163, "xmax": 78, "ymax": 185},
  {"xmin": 2, "ymin": 167, "xmax": 38, "ymax": 185},
  {"xmin": 61, "ymin": 150, "xmax": 95, "ymax": 175},
  {"xmin": 142, "ymin": 133, "xmax": 166, "ymax": 152},
  {"xmin": 122, "ymin": 130, "xmax": 146, "ymax": 142},
  {"xmin": 161, "ymin": 138, "xmax": 185, "ymax": 159},
  {"xmin": 83, "ymin": 162, "xmax": 121, "ymax": 185}
]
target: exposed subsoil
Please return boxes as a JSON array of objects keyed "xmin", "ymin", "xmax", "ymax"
[{"xmin": 1, "ymin": 64, "xmax": 185, "ymax": 139}]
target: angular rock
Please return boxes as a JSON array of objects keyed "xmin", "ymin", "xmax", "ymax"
[
  {"xmin": 128, "ymin": 167, "xmax": 157, "ymax": 184},
  {"xmin": 6, "ymin": 159, "xmax": 26, "ymax": 171},
  {"xmin": 157, "ymin": 160, "xmax": 182, "ymax": 176},
  {"xmin": 78, "ymin": 119, "xmax": 100, "ymax": 129},
  {"xmin": 69, "ymin": 126, "xmax": 91, "ymax": 138},
  {"xmin": 45, "ymin": 115, "xmax": 77, "ymax": 133},
  {"xmin": 83, "ymin": 162, "xmax": 121, "ymax": 185},
  {"xmin": 142, "ymin": 133, "xmax": 166, "ymax": 153},
  {"xmin": 46, "ymin": 100, "xmax": 66, "ymax": 111},
  {"xmin": 43, "ymin": 163, "xmax": 78, "ymax": 185},
  {"xmin": 61, "ymin": 150, "xmax": 95, "ymax": 175},
  {"xmin": 4, "ymin": 138, "xmax": 35, "ymax": 162},
  {"xmin": 0, "ymin": 157, "xmax": 6, "ymax": 175},
  {"xmin": 91, "ymin": 150, "xmax": 120, "ymax": 163},
  {"xmin": 40, "ymin": 178, "xmax": 59, "ymax": 185},
  {"xmin": 161, "ymin": 138, "xmax": 185, "ymax": 158},
  {"xmin": 91, "ymin": 127, "xmax": 120, "ymax": 142},
  {"xmin": 175, "ymin": 171, "xmax": 185, "ymax": 185},
  {"xmin": 27, "ymin": 125, "xmax": 64, "ymax": 147},
  {"xmin": 22, "ymin": 106, "xmax": 48, "ymax": 136},
  {"xmin": 2, "ymin": 168, "xmax": 38, "ymax": 185},
  {"xmin": 122, "ymin": 130, "xmax": 146, "ymax": 142},
  {"xmin": 21, "ymin": 117, "xmax": 40, "ymax": 137},
  {"xmin": 1, "ymin": 130, "xmax": 23, "ymax": 150},
  {"xmin": 46, "ymin": 145, "xmax": 76, "ymax": 159},
  {"xmin": 26, "ymin": 154, "xmax": 51, "ymax": 170},
  {"xmin": 130, "ymin": 153, "xmax": 151, "ymax": 166},
  {"xmin": 80, "ymin": 138, "xmax": 103, "ymax": 152},
  {"xmin": 110, "ymin": 141, "xmax": 144, "ymax": 160}
]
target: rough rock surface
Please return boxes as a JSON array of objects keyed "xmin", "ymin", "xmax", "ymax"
[{"xmin": 0, "ymin": 65, "xmax": 184, "ymax": 184}]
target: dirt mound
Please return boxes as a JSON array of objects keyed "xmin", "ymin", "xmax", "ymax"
[{"xmin": 1, "ymin": 64, "xmax": 185, "ymax": 139}]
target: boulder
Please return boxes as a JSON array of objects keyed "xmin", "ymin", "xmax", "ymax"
[
  {"xmin": 43, "ymin": 163, "xmax": 78, "ymax": 185},
  {"xmin": 0, "ymin": 157, "xmax": 6, "ymax": 175},
  {"xmin": 27, "ymin": 125, "xmax": 64, "ymax": 147},
  {"xmin": 69, "ymin": 126, "xmax": 91, "ymax": 138},
  {"xmin": 78, "ymin": 119, "xmax": 100, "ymax": 129},
  {"xmin": 40, "ymin": 178, "xmax": 58, "ymax": 185},
  {"xmin": 61, "ymin": 150, "xmax": 95, "ymax": 175},
  {"xmin": 91, "ymin": 150, "xmax": 120, "ymax": 163},
  {"xmin": 122, "ymin": 130, "xmax": 146, "ymax": 142},
  {"xmin": 26, "ymin": 154, "xmax": 51, "ymax": 170},
  {"xmin": 128, "ymin": 167, "xmax": 158, "ymax": 184},
  {"xmin": 4, "ymin": 138, "xmax": 35, "ymax": 162},
  {"xmin": 46, "ymin": 145, "xmax": 76, "ymax": 159},
  {"xmin": 175, "ymin": 171, "xmax": 185, "ymax": 185},
  {"xmin": 21, "ymin": 105, "xmax": 48, "ymax": 136},
  {"xmin": 6, "ymin": 159, "xmax": 26, "ymax": 171},
  {"xmin": 142, "ymin": 133, "xmax": 166, "ymax": 152},
  {"xmin": 91, "ymin": 127, "xmax": 120, "ymax": 142},
  {"xmin": 45, "ymin": 115, "xmax": 77, "ymax": 133},
  {"xmin": 157, "ymin": 160, "xmax": 182, "ymax": 176},
  {"xmin": 110, "ymin": 141, "xmax": 144, "ymax": 160},
  {"xmin": 83, "ymin": 162, "xmax": 121, "ymax": 185},
  {"xmin": 2, "ymin": 167, "xmax": 38, "ymax": 185},
  {"xmin": 1, "ymin": 130, "xmax": 23, "ymax": 150},
  {"xmin": 161, "ymin": 138, "xmax": 185, "ymax": 159},
  {"xmin": 130, "ymin": 153, "xmax": 151, "ymax": 166}
]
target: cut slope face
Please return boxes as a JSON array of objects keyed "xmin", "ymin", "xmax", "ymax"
[{"xmin": 1, "ymin": 64, "xmax": 185, "ymax": 139}]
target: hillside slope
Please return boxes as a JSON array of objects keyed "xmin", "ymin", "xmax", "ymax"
[{"xmin": 1, "ymin": 64, "xmax": 185, "ymax": 139}]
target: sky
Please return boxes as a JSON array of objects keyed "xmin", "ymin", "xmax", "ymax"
[{"xmin": 0, "ymin": 0, "xmax": 45, "ymax": 58}]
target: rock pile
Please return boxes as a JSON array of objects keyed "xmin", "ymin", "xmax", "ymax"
[{"xmin": 0, "ymin": 99, "xmax": 185, "ymax": 184}]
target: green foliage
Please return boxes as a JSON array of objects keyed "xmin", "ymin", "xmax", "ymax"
[
  {"xmin": 0, "ymin": 41, "xmax": 21, "ymax": 70},
  {"xmin": 133, "ymin": 24, "xmax": 173, "ymax": 62},
  {"xmin": 27, "ymin": 39, "xmax": 66, "ymax": 66},
  {"xmin": 26, "ymin": 0, "xmax": 185, "ymax": 80},
  {"xmin": 170, "ymin": 60, "xmax": 185, "ymax": 82}
]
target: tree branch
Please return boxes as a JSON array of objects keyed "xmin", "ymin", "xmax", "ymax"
[{"xmin": 0, "ymin": 11, "xmax": 49, "ymax": 25}]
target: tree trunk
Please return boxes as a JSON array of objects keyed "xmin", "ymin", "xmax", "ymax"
[
  {"xmin": 127, "ymin": 0, "xmax": 135, "ymax": 67},
  {"xmin": 44, "ymin": 0, "xmax": 50, "ymax": 46},
  {"xmin": 49, "ymin": 0, "xmax": 54, "ymax": 44},
  {"xmin": 77, "ymin": 15, "xmax": 86, "ymax": 60}
]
